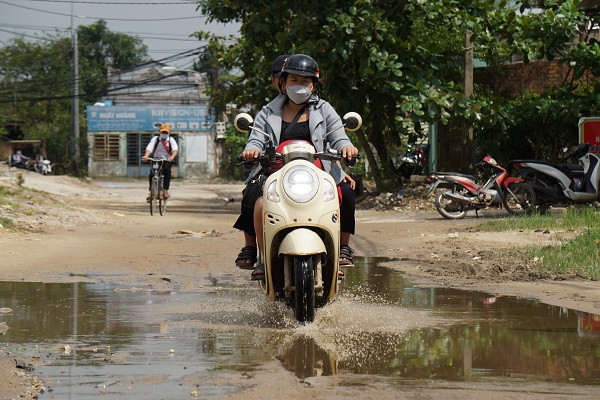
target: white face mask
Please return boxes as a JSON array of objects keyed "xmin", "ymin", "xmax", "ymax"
[
  {"xmin": 286, "ymin": 85, "xmax": 312, "ymax": 104},
  {"xmin": 160, "ymin": 133, "xmax": 169, "ymax": 140}
]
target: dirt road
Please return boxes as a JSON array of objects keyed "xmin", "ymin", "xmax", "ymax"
[
  {"xmin": 2, "ymin": 170, "xmax": 598, "ymax": 313},
  {"xmin": 1, "ymin": 169, "xmax": 599, "ymax": 398}
]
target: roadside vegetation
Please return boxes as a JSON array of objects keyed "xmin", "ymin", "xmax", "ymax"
[{"xmin": 481, "ymin": 207, "xmax": 600, "ymax": 280}]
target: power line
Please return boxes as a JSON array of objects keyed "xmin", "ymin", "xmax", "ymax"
[
  {"xmin": 0, "ymin": 51, "xmax": 202, "ymax": 98},
  {"xmin": 23, "ymin": 0, "xmax": 196, "ymax": 4},
  {"xmin": 0, "ymin": 23, "xmax": 199, "ymax": 38},
  {"xmin": 0, "ymin": 82, "xmax": 206, "ymax": 104},
  {"xmin": 0, "ymin": 27, "xmax": 61, "ymax": 41},
  {"xmin": 0, "ymin": 48, "xmax": 208, "ymax": 103},
  {"xmin": 0, "ymin": 23, "xmax": 238, "ymax": 48},
  {"xmin": 0, "ymin": 0, "xmax": 208, "ymax": 21}
]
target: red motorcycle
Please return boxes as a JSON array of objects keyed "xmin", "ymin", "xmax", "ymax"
[{"xmin": 427, "ymin": 156, "xmax": 535, "ymax": 219}]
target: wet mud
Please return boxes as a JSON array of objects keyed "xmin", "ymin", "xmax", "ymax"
[{"xmin": 1, "ymin": 257, "xmax": 599, "ymax": 399}]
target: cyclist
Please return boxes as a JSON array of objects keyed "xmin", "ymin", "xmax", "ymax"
[
  {"xmin": 233, "ymin": 54, "xmax": 289, "ymax": 270},
  {"xmin": 142, "ymin": 123, "xmax": 178, "ymax": 202}
]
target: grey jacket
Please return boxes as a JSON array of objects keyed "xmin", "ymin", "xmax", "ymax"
[{"xmin": 244, "ymin": 94, "xmax": 353, "ymax": 184}]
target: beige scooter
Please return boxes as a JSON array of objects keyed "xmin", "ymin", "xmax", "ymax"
[{"xmin": 234, "ymin": 112, "xmax": 362, "ymax": 323}]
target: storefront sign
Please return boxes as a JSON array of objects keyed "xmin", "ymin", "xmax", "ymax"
[{"xmin": 87, "ymin": 106, "xmax": 213, "ymax": 132}]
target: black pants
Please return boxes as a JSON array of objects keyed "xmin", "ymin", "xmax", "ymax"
[
  {"xmin": 233, "ymin": 180, "xmax": 356, "ymax": 236},
  {"xmin": 148, "ymin": 161, "xmax": 173, "ymax": 190}
]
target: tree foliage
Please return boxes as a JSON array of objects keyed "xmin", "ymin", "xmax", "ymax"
[
  {"xmin": 196, "ymin": 0, "xmax": 600, "ymax": 189},
  {"xmin": 0, "ymin": 21, "xmax": 149, "ymax": 173}
]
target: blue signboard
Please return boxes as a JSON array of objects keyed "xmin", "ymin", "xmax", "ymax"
[{"xmin": 86, "ymin": 105, "xmax": 213, "ymax": 132}]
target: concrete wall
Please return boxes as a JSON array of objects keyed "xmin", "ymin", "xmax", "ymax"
[
  {"xmin": 87, "ymin": 132, "xmax": 127, "ymax": 177},
  {"xmin": 87, "ymin": 130, "xmax": 216, "ymax": 179}
]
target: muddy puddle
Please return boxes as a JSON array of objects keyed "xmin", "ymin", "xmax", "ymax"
[{"xmin": 1, "ymin": 257, "xmax": 599, "ymax": 399}]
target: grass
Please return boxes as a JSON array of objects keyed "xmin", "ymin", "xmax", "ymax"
[
  {"xmin": 481, "ymin": 206, "xmax": 600, "ymax": 280},
  {"xmin": 0, "ymin": 216, "xmax": 13, "ymax": 229},
  {"xmin": 0, "ymin": 186, "xmax": 20, "ymax": 209}
]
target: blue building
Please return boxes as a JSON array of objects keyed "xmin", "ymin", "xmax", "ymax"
[{"xmin": 86, "ymin": 61, "xmax": 217, "ymax": 179}]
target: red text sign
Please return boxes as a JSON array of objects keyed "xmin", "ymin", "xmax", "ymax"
[{"xmin": 579, "ymin": 117, "xmax": 600, "ymax": 154}]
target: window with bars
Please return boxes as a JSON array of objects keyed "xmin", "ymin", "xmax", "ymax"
[{"xmin": 93, "ymin": 134, "xmax": 120, "ymax": 161}]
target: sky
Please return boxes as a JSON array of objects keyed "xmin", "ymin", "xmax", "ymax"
[{"xmin": 0, "ymin": 0, "xmax": 239, "ymax": 69}]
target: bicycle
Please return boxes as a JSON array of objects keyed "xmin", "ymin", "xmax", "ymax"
[{"xmin": 142, "ymin": 157, "xmax": 168, "ymax": 216}]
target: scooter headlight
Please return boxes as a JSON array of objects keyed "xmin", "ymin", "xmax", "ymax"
[
  {"xmin": 283, "ymin": 166, "xmax": 319, "ymax": 203},
  {"xmin": 323, "ymin": 179, "xmax": 336, "ymax": 202},
  {"xmin": 266, "ymin": 180, "xmax": 280, "ymax": 203}
]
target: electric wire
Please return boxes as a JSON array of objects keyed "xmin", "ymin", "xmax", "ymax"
[
  {"xmin": 0, "ymin": 27, "xmax": 62, "ymax": 42},
  {"xmin": 0, "ymin": 57, "xmax": 199, "ymax": 99},
  {"xmin": 0, "ymin": 0, "xmax": 208, "ymax": 21},
  {"xmin": 0, "ymin": 82, "xmax": 207, "ymax": 104},
  {"xmin": 23, "ymin": 0, "xmax": 196, "ymax": 4},
  {"xmin": 0, "ymin": 50, "xmax": 208, "ymax": 103}
]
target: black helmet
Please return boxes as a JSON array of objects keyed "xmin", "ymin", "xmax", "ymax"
[
  {"xmin": 281, "ymin": 54, "xmax": 320, "ymax": 79},
  {"xmin": 271, "ymin": 54, "xmax": 289, "ymax": 78}
]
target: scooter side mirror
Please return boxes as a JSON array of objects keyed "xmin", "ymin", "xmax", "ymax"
[
  {"xmin": 234, "ymin": 113, "xmax": 253, "ymax": 133},
  {"xmin": 343, "ymin": 112, "xmax": 362, "ymax": 132}
]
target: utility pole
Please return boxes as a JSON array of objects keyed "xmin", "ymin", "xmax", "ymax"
[
  {"xmin": 70, "ymin": 3, "xmax": 80, "ymax": 164},
  {"xmin": 462, "ymin": 30, "xmax": 474, "ymax": 171}
]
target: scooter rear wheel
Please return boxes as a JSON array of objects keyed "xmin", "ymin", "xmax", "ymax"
[
  {"xmin": 435, "ymin": 190, "xmax": 468, "ymax": 219},
  {"xmin": 294, "ymin": 255, "xmax": 315, "ymax": 324}
]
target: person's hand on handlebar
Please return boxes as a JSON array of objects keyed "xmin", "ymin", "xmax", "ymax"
[
  {"xmin": 341, "ymin": 145, "xmax": 359, "ymax": 161},
  {"xmin": 242, "ymin": 148, "xmax": 261, "ymax": 161}
]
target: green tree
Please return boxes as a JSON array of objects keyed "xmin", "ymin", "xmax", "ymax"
[
  {"xmin": 78, "ymin": 20, "xmax": 149, "ymax": 101},
  {"xmin": 0, "ymin": 21, "xmax": 149, "ymax": 174},
  {"xmin": 195, "ymin": 0, "xmax": 598, "ymax": 189}
]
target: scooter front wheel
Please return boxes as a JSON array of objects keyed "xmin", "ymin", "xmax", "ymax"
[
  {"xmin": 503, "ymin": 182, "xmax": 536, "ymax": 215},
  {"xmin": 435, "ymin": 190, "xmax": 468, "ymax": 219},
  {"xmin": 294, "ymin": 255, "xmax": 315, "ymax": 324}
]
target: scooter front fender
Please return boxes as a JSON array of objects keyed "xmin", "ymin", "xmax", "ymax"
[{"xmin": 278, "ymin": 228, "xmax": 326, "ymax": 256}]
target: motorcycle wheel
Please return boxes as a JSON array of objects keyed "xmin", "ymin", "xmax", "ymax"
[
  {"xmin": 435, "ymin": 190, "xmax": 468, "ymax": 219},
  {"xmin": 503, "ymin": 182, "xmax": 536, "ymax": 215},
  {"xmin": 294, "ymin": 255, "xmax": 315, "ymax": 323}
]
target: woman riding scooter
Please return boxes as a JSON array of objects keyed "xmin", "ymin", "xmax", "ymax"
[{"xmin": 239, "ymin": 54, "xmax": 359, "ymax": 280}]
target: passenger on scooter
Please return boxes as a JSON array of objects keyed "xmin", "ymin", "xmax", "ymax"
[
  {"xmin": 234, "ymin": 54, "xmax": 289, "ymax": 270},
  {"xmin": 237, "ymin": 53, "xmax": 359, "ymax": 280}
]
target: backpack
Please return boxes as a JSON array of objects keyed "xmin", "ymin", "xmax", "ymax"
[{"xmin": 150, "ymin": 135, "xmax": 173, "ymax": 158}]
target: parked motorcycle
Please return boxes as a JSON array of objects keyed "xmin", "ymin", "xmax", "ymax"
[
  {"xmin": 427, "ymin": 156, "xmax": 535, "ymax": 219},
  {"xmin": 33, "ymin": 159, "xmax": 52, "ymax": 175},
  {"xmin": 398, "ymin": 142, "xmax": 429, "ymax": 179},
  {"xmin": 509, "ymin": 142, "xmax": 600, "ymax": 212},
  {"xmin": 234, "ymin": 112, "xmax": 362, "ymax": 323}
]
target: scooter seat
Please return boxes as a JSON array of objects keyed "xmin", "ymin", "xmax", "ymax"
[
  {"xmin": 510, "ymin": 160, "xmax": 583, "ymax": 178},
  {"xmin": 431, "ymin": 171, "xmax": 477, "ymax": 181}
]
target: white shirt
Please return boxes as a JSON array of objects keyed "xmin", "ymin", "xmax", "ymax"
[{"xmin": 145, "ymin": 136, "xmax": 178, "ymax": 159}]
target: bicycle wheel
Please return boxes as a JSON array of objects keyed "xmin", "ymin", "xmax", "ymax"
[
  {"xmin": 159, "ymin": 176, "xmax": 166, "ymax": 216},
  {"xmin": 150, "ymin": 178, "xmax": 158, "ymax": 215}
]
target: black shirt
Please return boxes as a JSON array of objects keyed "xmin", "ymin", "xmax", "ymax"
[{"xmin": 280, "ymin": 120, "xmax": 311, "ymax": 143}]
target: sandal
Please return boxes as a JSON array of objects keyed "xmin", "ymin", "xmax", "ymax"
[
  {"xmin": 146, "ymin": 195, "xmax": 151, "ymax": 203},
  {"xmin": 339, "ymin": 244, "xmax": 355, "ymax": 267},
  {"xmin": 235, "ymin": 246, "xmax": 257, "ymax": 270},
  {"xmin": 251, "ymin": 263, "xmax": 265, "ymax": 281}
]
